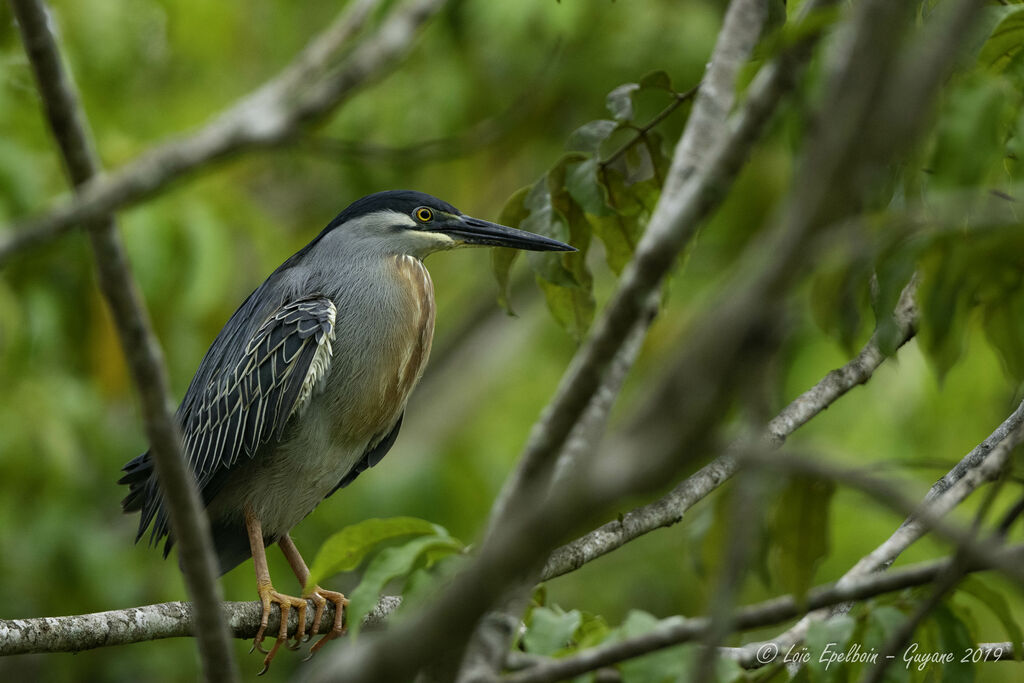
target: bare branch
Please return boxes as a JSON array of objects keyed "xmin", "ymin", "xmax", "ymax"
[
  {"xmin": 0, "ymin": 597, "xmax": 399, "ymax": 656},
  {"xmin": 501, "ymin": 547, "xmax": 1024, "ymax": 683},
  {"xmin": 0, "ymin": 0, "xmax": 447, "ymax": 266},
  {"xmin": 540, "ymin": 282, "xmax": 918, "ymax": 581},
  {"xmin": 8, "ymin": 0, "xmax": 236, "ymax": 679}
]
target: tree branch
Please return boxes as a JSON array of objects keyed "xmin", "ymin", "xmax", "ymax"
[
  {"xmin": 0, "ymin": 597, "xmax": 399, "ymax": 656},
  {"xmin": 502, "ymin": 547, "xmax": 1024, "ymax": 683},
  {"xmin": 8, "ymin": 0, "xmax": 236, "ymax": 679},
  {"xmin": 300, "ymin": 11, "xmax": 851, "ymax": 682},
  {"xmin": 539, "ymin": 281, "xmax": 918, "ymax": 581},
  {"xmin": 0, "ymin": 0, "xmax": 447, "ymax": 266}
]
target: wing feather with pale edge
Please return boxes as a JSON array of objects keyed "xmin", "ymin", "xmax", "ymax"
[{"xmin": 183, "ymin": 295, "xmax": 337, "ymax": 489}]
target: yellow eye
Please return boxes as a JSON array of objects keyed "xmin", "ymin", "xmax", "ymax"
[{"xmin": 415, "ymin": 207, "xmax": 433, "ymax": 222}]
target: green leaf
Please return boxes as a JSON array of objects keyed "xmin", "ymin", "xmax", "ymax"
[
  {"xmin": 304, "ymin": 516, "xmax": 443, "ymax": 592},
  {"xmin": 929, "ymin": 602, "xmax": 975, "ymax": 682},
  {"xmin": 522, "ymin": 606, "xmax": 583, "ymax": 656},
  {"xmin": 639, "ymin": 70, "xmax": 673, "ymax": 91},
  {"xmin": 346, "ymin": 533, "xmax": 464, "ymax": 638},
  {"xmin": 956, "ymin": 576, "xmax": 1024, "ymax": 660},
  {"xmin": 872, "ymin": 235, "xmax": 921, "ymax": 357},
  {"xmin": 398, "ymin": 552, "xmax": 467, "ymax": 615},
  {"xmin": 520, "ymin": 159, "xmax": 597, "ymax": 340},
  {"xmin": 609, "ymin": 611, "xmax": 692, "ymax": 682},
  {"xmin": 575, "ymin": 611, "xmax": 611, "ymax": 649},
  {"xmin": 860, "ymin": 605, "xmax": 911, "ymax": 683},
  {"xmin": 809, "ymin": 253, "xmax": 871, "ymax": 353},
  {"xmin": 917, "ymin": 246, "xmax": 973, "ymax": 381},
  {"xmin": 567, "ymin": 120, "xmax": 619, "ymax": 154},
  {"xmin": 587, "ymin": 213, "xmax": 636, "ymax": 275},
  {"xmin": 537, "ymin": 278, "xmax": 595, "ymax": 342},
  {"xmin": 565, "ymin": 157, "xmax": 613, "ymax": 217},
  {"xmin": 492, "ymin": 186, "xmax": 531, "ymax": 314},
  {"xmin": 804, "ymin": 615, "xmax": 856, "ymax": 683},
  {"xmin": 982, "ymin": 289, "xmax": 1024, "ymax": 382},
  {"xmin": 978, "ymin": 7, "xmax": 1024, "ymax": 73},
  {"xmin": 929, "ymin": 74, "xmax": 1013, "ymax": 189},
  {"xmin": 769, "ymin": 476, "xmax": 835, "ymax": 603},
  {"xmin": 606, "ymin": 83, "xmax": 640, "ymax": 122}
]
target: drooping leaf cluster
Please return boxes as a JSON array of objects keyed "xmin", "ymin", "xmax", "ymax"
[
  {"xmin": 492, "ymin": 71, "xmax": 690, "ymax": 340},
  {"xmin": 810, "ymin": 5, "xmax": 1024, "ymax": 383}
]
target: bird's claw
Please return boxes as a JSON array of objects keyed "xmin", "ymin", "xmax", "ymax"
[
  {"xmin": 303, "ymin": 587, "xmax": 348, "ymax": 660},
  {"xmin": 253, "ymin": 582, "xmax": 309, "ymax": 673}
]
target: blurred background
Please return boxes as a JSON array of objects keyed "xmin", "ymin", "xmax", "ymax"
[{"xmin": 0, "ymin": 0, "xmax": 1022, "ymax": 681}]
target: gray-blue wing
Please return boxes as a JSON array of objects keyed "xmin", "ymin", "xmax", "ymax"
[
  {"xmin": 184, "ymin": 295, "xmax": 337, "ymax": 488},
  {"xmin": 120, "ymin": 294, "xmax": 336, "ymax": 549}
]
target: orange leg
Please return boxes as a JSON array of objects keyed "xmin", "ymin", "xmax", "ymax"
[
  {"xmin": 245, "ymin": 507, "xmax": 308, "ymax": 675},
  {"xmin": 279, "ymin": 533, "xmax": 348, "ymax": 658}
]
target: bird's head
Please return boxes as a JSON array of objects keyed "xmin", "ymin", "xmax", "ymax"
[{"xmin": 322, "ymin": 190, "xmax": 575, "ymax": 258}]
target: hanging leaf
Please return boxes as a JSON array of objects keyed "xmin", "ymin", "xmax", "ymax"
[
  {"xmin": 639, "ymin": 69, "xmax": 673, "ymax": 91},
  {"xmin": 929, "ymin": 74, "xmax": 1013, "ymax": 189},
  {"xmin": 957, "ymin": 576, "xmax": 1024, "ymax": 660},
  {"xmin": 982, "ymin": 287, "xmax": 1024, "ymax": 382},
  {"xmin": 606, "ymin": 83, "xmax": 640, "ymax": 122},
  {"xmin": 565, "ymin": 157, "xmax": 613, "ymax": 217},
  {"xmin": 872, "ymin": 233, "xmax": 922, "ymax": 357},
  {"xmin": 304, "ymin": 516, "xmax": 443, "ymax": 592},
  {"xmin": 768, "ymin": 476, "xmax": 835, "ymax": 603},
  {"xmin": 929, "ymin": 602, "xmax": 975, "ymax": 682},
  {"xmin": 917, "ymin": 244, "xmax": 974, "ymax": 381},
  {"xmin": 809, "ymin": 254, "xmax": 871, "ymax": 354},
  {"xmin": 978, "ymin": 7, "xmax": 1024, "ymax": 73},
  {"xmin": 567, "ymin": 119, "xmax": 620, "ymax": 154},
  {"xmin": 491, "ymin": 186, "xmax": 531, "ymax": 314}
]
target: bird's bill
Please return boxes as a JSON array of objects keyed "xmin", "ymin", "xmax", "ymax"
[{"xmin": 443, "ymin": 216, "xmax": 576, "ymax": 252}]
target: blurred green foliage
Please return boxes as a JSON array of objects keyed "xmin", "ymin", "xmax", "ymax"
[{"xmin": 1, "ymin": 1, "xmax": 1024, "ymax": 682}]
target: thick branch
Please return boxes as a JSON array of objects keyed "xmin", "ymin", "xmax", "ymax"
[
  {"xmin": 0, "ymin": 597, "xmax": 399, "ymax": 656},
  {"xmin": 503, "ymin": 547, "xmax": 1024, "ymax": 683},
  {"xmin": 8, "ymin": 0, "xmax": 236, "ymax": 679},
  {"xmin": 0, "ymin": 0, "xmax": 446, "ymax": 266}
]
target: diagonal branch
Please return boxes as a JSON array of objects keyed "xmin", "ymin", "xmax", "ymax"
[
  {"xmin": 0, "ymin": 0, "xmax": 447, "ymax": 267},
  {"xmin": 540, "ymin": 281, "xmax": 918, "ymax": 581},
  {"xmin": 8, "ymin": 0, "xmax": 237, "ymax": 679}
]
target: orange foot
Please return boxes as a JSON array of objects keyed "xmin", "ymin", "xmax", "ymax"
[
  {"xmin": 252, "ymin": 582, "xmax": 309, "ymax": 675},
  {"xmin": 303, "ymin": 586, "xmax": 348, "ymax": 660}
]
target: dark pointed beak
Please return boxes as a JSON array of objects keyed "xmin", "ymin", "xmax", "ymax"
[{"xmin": 441, "ymin": 216, "xmax": 576, "ymax": 252}]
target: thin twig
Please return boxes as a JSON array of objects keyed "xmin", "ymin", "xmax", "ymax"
[
  {"xmin": 8, "ymin": 0, "xmax": 237, "ymax": 680},
  {"xmin": 598, "ymin": 85, "xmax": 698, "ymax": 170}
]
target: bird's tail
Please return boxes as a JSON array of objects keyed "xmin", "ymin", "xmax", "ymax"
[{"xmin": 118, "ymin": 451, "xmax": 169, "ymax": 551}]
